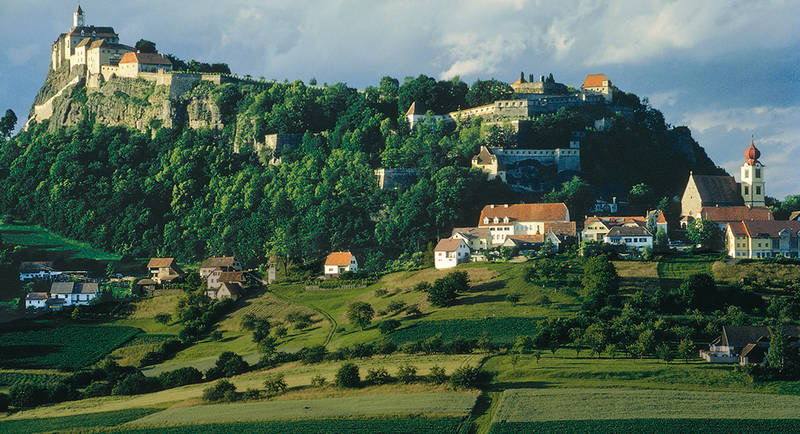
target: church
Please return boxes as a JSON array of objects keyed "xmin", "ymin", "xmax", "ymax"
[{"xmin": 680, "ymin": 139, "xmax": 771, "ymax": 227}]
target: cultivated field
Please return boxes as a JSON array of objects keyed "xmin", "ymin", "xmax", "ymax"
[
  {"xmin": 489, "ymin": 419, "xmax": 800, "ymax": 434},
  {"xmin": 0, "ymin": 324, "xmax": 140, "ymax": 369},
  {"xmin": 491, "ymin": 388, "xmax": 800, "ymax": 422},
  {"xmin": 119, "ymin": 417, "xmax": 468, "ymax": 433},
  {"xmin": 712, "ymin": 260, "xmax": 800, "ymax": 283},
  {"xmin": 0, "ymin": 408, "xmax": 161, "ymax": 434},
  {"xmin": 127, "ymin": 392, "xmax": 478, "ymax": 427}
]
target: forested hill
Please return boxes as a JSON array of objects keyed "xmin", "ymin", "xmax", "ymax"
[{"xmin": 0, "ymin": 74, "xmax": 723, "ymax": 269}]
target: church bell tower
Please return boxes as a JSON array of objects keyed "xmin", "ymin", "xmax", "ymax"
[
  {"xmin": 73, "ymin": 5, "xmax": 85, "ymax": 27},
  {"xmin": 740, "ymin": 138, "xmax": 765, "ymax": 208}
]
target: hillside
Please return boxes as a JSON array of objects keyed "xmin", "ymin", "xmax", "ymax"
[{"xmin": 1, "ymin": 64, "xmax": 725, "ymax": 265}]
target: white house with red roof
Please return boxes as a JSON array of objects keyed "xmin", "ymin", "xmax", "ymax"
[
  {"xmin": 324, "ymin": 252, "xmax": 358, "ymax": 277},
  {"xmin": 435, "ymin": 239, "xmax": 470, "ymax": 269},
  {"xmin": 478, "ymin": 203, "xmax": 570, "ymax": 245},
  {"xmin": 581, "ymin": 73, "xmax": 613, "ymax": 102},
  {"xmin": 118, "ymin": 52, "xmax": 173, "ymax": 78}
]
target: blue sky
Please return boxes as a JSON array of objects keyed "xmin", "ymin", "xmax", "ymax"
[{"xmin": 1, "ymin": 0, "xmax": 798, "ymax": 198}]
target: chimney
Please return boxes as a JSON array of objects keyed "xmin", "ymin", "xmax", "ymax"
[
  {"xmin": 612, "ymin": 197, "xmax": 617, "ymax": 204},
  {"xmin": 490, "ymin": 204, "xmax": 495, "ymax": 208},
  {"xmin": 504, "ymin": 204, "xmax": 509, "ymax": 208}
]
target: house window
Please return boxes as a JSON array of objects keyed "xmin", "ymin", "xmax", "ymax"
[
  {"xmin": 755, "ymin": 168, "xmax": 761, "ymax": 178},
  {"xmin": 744, "ymin": 186, "xmax": 749, "ymax": 195},
  {"xmin": 756, "ymin": 186, "xmax": 761, "ymax": 195}
]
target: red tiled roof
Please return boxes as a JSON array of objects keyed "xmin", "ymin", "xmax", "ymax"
[
  {"xmin": 435, "ymin": 238, "xmax": 466, "ymax": 252},
  {"xmin": 741, "ymin": 220, "xmax": 800, "ymax": 238},
  {"xmin": 544, "ymin": 221, "xmax": 577, "ymax": 236},
  {"xmin": 699, "ymin": 206, "xmax": 773, "ymax": 222},
  {"xmin": 582, "ymin": 73, "xmax": 608, "ymax": 88},
  {"xmin": 583, "ymin": 216, "xmax": 646, "ymax": 228},
  {"xmin": 148, "ymin": 257, "xmax": 175, "ymax": 268},
  {"xmin": 200, "ymin": 256, "xmax": 238, "ymax": 269},
  {"xmin": 119, "ymin": 52, "xmax": 172, "ymax": 66},
  {"xmin": 507, "ymin": 234, "xmax": 545, "ymax": 243},
  {"xmin": 217, "ymin": 271, "xmax": 243, "ymax": 283},
  {"xmin": 325, "ymin": 252, "xmax": 353, "ymax": 266},
  {"xmin": 479, "ymin": 203, "xmax": 568, "ymax": 226}
]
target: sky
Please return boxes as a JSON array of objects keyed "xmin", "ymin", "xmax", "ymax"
[{"xmin": 1, "ymin": 0, "xmax": 798, "ymax": 198}]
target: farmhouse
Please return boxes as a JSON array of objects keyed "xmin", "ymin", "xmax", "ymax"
[
  {"xmin": 118, "ymin": 52, "xmax": 173, "ymax": 78},
  {"xmin": 451, "ymin": 227, "xmax": 492, "ymax": 251},
  {"xmin": 478, "ymin": 203, "xmax": 570, "ymax": 245},
  {"xmin": 199, "ymin": 256, "xmax": 242, "ymax": 278},
  {"xmin": 501, "ymin": 232, "xmax": 562, "ymax": 253},
  {"xmin": 146, "ymin": 257, "xmax": 182, "ymax": 284},
  {"xmin": 725, "ymin": 220, "xmax": 800, "ymax": 258},
  {"xmin": 603, "ymin": 225, "xmax": 653, "ymax": 251},
  {"xmin": 49, "ymin": 281, "xmax": 100, "ymax": 306},
  {"xmin": 19, "ymin": 261, "xmax": 62, "ymax": 281},
  {"xmin": 324, "ymin": 251, "xmax": 358, "ymax": 277},
  {"xmin": 694, "ymin": 206, "xmax": 773, "ymax": 232},
  {"xmin": 206, "ymin": 281, "xmax": 242, "ymax": 301},
  {"xmin": 700, "ymin": 325, "xmax": 800, "ymax": 364},
  {"xmin": 434, "ymin": 238, "xmax": 471, "ymax": 269},
  {"xmin": 207, "ymin": 270, "xmax": 244, "ymax": 289},
  {"xmin": 25, "ymin": 292, "xmax": 48, "ymax": 309}
]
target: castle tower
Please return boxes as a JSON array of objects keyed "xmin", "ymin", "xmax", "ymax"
[
  {"xmin": 73, "ymin": 5, "xmax": 85, "ymax": 27},
  {"xmin": 740, "ymin": 138, "xmax": 765, "ymax": 208}
]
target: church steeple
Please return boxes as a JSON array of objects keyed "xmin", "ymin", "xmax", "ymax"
[
  {"xmin": 73, "ymin": 5, "xmax": 85, "ymax": 27},
  {"xmin": 740, "ymin": 136, "xmax": 765, "ymax": 208}
]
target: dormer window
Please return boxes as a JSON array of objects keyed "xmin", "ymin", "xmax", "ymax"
[
  {"xmin": 483, "ymin": 217, "xmax": 489, "ymax": 224},
  {"xmin": 493, "ymin": 217, "xmax": 499, "ymax": 224},
  {"xmin": 503, "ymin": 216, "xmax": 510, "ymax": 223}
]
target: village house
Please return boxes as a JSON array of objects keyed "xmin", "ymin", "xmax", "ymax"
[
  {"xmin": 582, "ymin": 215, "xmax": 662, "ymax": 241},
  {"xmin": 603, "ymin": 226, "xmax": 654, "ymax": 251},
  {"xmin": 700, "ymin": 325, "xmax": 800, "ymax": 364},
  {"xmin": 25, "ymin": 292, "xmax": 48, "ymax": 310},
  {"xmin": 207, "ymin": 270, "xmax": 244, "ymax": 290},
  {"xmin": 324, "ymin": 252, "xmax": 358, "ymax": 278},
  {"xmin": 206, "ymin": 281, "xmax": 242, "ymax": 301},
  {"xmin": 434, "ymin": 238, "xmax": 471, "ymax": 269},
  {"xmin": 790, "ymin": 211, "xmax": 800, "ymax": 221},
  {"xmin": 725, "ymin": 220, "xmax": 800, "ymax": 259},
  {"xmin": 501, "ymin": 232, "xmax": 562, "ymax": 253},
  {"xmin": 478, "ymin": 203, "xmax": 570, "ymax": 245},
  {"xmin": 451, "ymin": 227, "xmax": 492, "ymax": 251},
  {"xmin": 199, "ymin": 256, "xmax": 242, "ymax": 278},
  {"xmin": 146, "ymin": 257, "xmax": 182, "ymax": 285},
  {"xmin": 688, "ymin": 206, "xmax": 774, "ymax": 232},
  {"xmin": 49, "ymin": 281, "xmax": 100, "ymax": 306},
  {"xmin": 19, "ymin": 261, "xmax": 62, "ymax": 281},
  {"xmin": 117, "ymin": 52, "xmax": 173, "ymax": 78}
]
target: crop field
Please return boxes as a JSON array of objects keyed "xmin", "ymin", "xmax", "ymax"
[
  {"xmin": 0, "ymin": 408, "xmax": 162, "ymax": 434},
  {"xmin": 613, "ymin": 260, "xmax": 660, "ymax": 293},
  {"xmin": 128, "ymin": 392, "xmax": 478, "ymax": 427},
  {"xmin": 388, "ymin": 318, "xmax": 541, "ymax": 345},
  {"xmin": 0, "ymin": 370, "xmax": 67, "ymax": 387},
  {"xmin": 491, "ymin": 388, "xmax": 800, "ymax": 423},
  {"xmin": 0, "ymin": 324, "xmax": 140, "ymax": 369},
  {"xmin": 484, "ymin": 351, "xmax": 800, "ymax": 395},
  {"xmin": 118, "ymin": 417, "xmax": 469, "ymax": 434},
  {"xmin": 489, "ymin": 419, "xmax": 800, "ymax": 434}
]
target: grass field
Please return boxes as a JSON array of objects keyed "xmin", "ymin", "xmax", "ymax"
[
  {"xmin": 484, "ymin": 351, "xmax": 800, "ymax": 395},
  {"xmin": 491, "ymin": 388, "xmax": 800, "ymax": 422},
  {"xmin": 128, "ymin": 392, "xmax": 478, "ymax": 426},
  {"xmin": 118, "ymin": 417, "xmax": 469, "ymax": 433},
  {"xmin": 0, "ymin": 408, "xmax": 162, "ymax": 434},
  {"xmin": 489, "ymin": 419, "xmax": 800, "ymax": 434},
  {"xmin": 387, "ymin": 318, "xmax": 541, "ymax": 345},
  {"xmin": 657, "ymin": 254, "xmax": 716, "ymax": 290},
  {"xmin": 0, "ymin": 323, "xmax": 140, "ymax": 369},
  {"xmin": 0, "ymin": 221, "xmax": 121, "ymax": 262},
  {"xmin": 613, "ymin": 260, "xmax": 660, "ymax": 293},
  {"xmin": 712, "ymin": 260, "xmax": 800, "ymax": 283},
  {"xmin": 110, "ymin": 334, "xmax": 176, "ymax": 367}
]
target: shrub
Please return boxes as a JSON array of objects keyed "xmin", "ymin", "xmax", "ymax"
[
  {"xmin": 203, "ymin": 379, "xmax": 237, "ymax": 402},
  {"xmin": 447, "ymin": 335, "xmax": 475, "ymax": 354},
  {"xmin": 399, "ymin": 341, "xmax": 421, "ymax": 354},
  {"xmin": 299, "ymin": 345, "xmax": 328, "ymax": 364},
  {"xmin": 397, "ymin": 364, "xmax": 417, "ymax": 384},
  {"xmin": 274, "ymin": 325, "xmax": 288, "ymax": 338},
  {"xmin": 158, "ymin": 367, "xmax": 203, "ymax": 389},
  {"xmin": 82, "ymin": 381, "xmax": 112, "ymax": 398},
  {"xmin": 205, "ymin": 366, "xmax": 223, "ymax": 381},
  {"xmin": 310, "ymin": 375, "xmax": 327, "ymax": 387},
  {"xmin": 413, "ymin": 282, "xmax": 431, "ymax": 292},
  {"xmin": 387, "ymin": 300, "xmax": 406, "ymax": 313},
  {"xmin": 375, "ymin": 339, "xmax": 397, "ymax": 355},
  {"xmin": 252, "ymin": 319, "xmax": 272, "ymax": 342},
  {"xmin": 374, "ymin": 289, "xmax": 388, "ymax": 297},
  {"xmin": 111, "ymin": 372, "xmax": 162, "ymax": 395},
  {"xmin": 335, "ymin": 363, "xmax": 360, "ymax": 388},
  {"xmin": 366, "ymin": 368, "xmax": 392, "ymax": 385},
  {"xmin": 427, "ymin": 366, "xmax": 448, "ymax": 384},
  {"xmin": 0, "ymin": 392, "xmax": 8, "ymax": 412},
  {"xmin": 214, "ymin": 351, "xmax": 250, "ymax": 377},
  {"xmin": 450, "ymin": 366, "xmax": 491, "ymax": 389},
  {"xmin": 346, "ymin": 302, "xmax": 375, "ymax": 330},
  {"xmin": 10, "ymin": 383, "xmax": 49, "ymax": 407},
  {"xmin": 243, "ymin": 388, "xmax": 262, "ymax": 400},
  {"xmin": 405, "ymin": 305, "xmax": 422, "ymax": 317},
  {"xmin": 348, "ymin": 342, "xmax": 375, "ymax": 359},
  {"xmin": 379, "ymin": 319, "xmax": 402, "ymax": 334},
  {"xmin": 154, "ymin": 313, "xmax": 172, "ymax": 324},
  {"xmin": 240, "ymin": 313, "xmax": 257, "ymax": 331},
  {"xmin": 506, "ymin": 293, "xmax": 521, "ymax": 304},
  {"xmin": 263, "ymin": 373, "xmax": 288, "ymax": 395}
]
